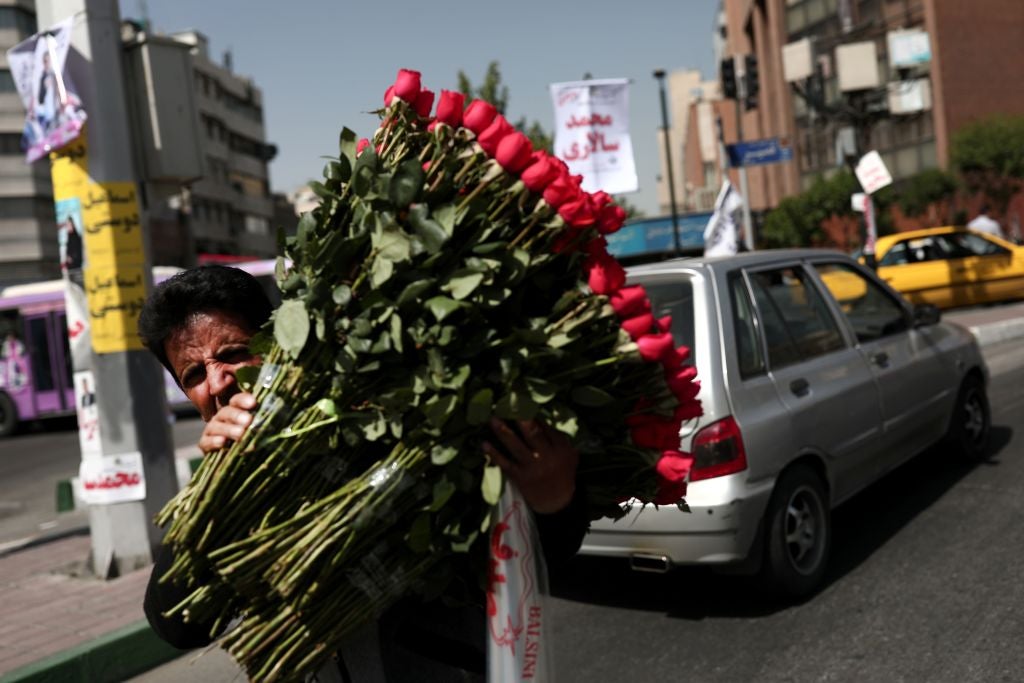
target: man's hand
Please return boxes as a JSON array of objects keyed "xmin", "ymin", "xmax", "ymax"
[
  {"xmin": 198, "ymin": 392, "xmax": 256, "ymax": 454},
  {"xmin": 483, "ymin": 418, "xmax": 579, "ymax": 515}
]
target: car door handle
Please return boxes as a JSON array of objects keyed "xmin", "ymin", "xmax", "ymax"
[
  {"xmin": 873, "ymin": 352, "xmax": 890, "ymax": 368},
  {"xmin": 790, "ymin": 378, "xmax": 810, "ymax": 397}
]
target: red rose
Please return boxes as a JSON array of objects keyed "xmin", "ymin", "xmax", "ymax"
[
  {"xmin": 674, "ymin": 400, "xmax": 704, "ymax": 421},
  {"xmin": 415, "ymin": 89, "xmax": 435, "ymax": 117},
  {"xmin": 610, "ymin": 286, "xmax": 650, "ymax": 319},
  {"xmin": 636, "ymin": 332, "xmax": 675, "ymax": 363},
  {"xmin": 667, "ymin": 366, "xmax": 700, "ymax": 402},
  {"xmin": 463, "ymin": 99, "xmax": 498, "ymax": 134},
  {"xmin": 656, "ymin": 315, "xmax": 672, "ymax": 332},
  {"xmin": 495, "ymin": 132, "xmax": 533, "ymax": 172},
  {"xmin": 477, "ymin": 116, "xmax": 514, "ymax": 156},
  {"xmin": 356, "ymin": 138, "xmax": 370, "ymax": 156},
  {"xmin": 384, "ymin": 86, "xmax": 395, "ymax": 107},
  {"xmin": 393, "ymin": 68, "xmax": 421, "ymax": 102},
  {"xmin": 668, "ymin": 345, "xmax": 691, "ymax": 367},
  {"xmin": 630, "ymin": 417, "xmax": 682, "ymax": 450},
  {"xmin": 520, "ymin": 152, "xmax": 560, "ymax": 192},
  {"xmin": 592, "ymin": 191, "xmax": 613, "ymax": 209},
  {"xmin": 597, "ymin": 204, "xmax": 627, "ymax": 235},
  {"xmin": 621, "ymin": 313, "xmax": 654, "ymax": 340},
  {"xmin": 435, "ymin": 90, "xmax": 465, "ymax": 127},
  {"xmin": 422, "ymin": 161, "xmax": 432, "ymax": 172},
  {"xmin": 558, "ymin": 196, "xmax": 597, "ymax": 228},
  {"xmin": 586, "ymin": 251, "xmax": 626, "ymax": 295},
  {"xmin": 427, "ymin": 120, "xmax": 440, "ymax": 133},
  {"xmin": 584, "ymin": 237, "xmax": 608, "ymax": 257},
  {"xmin": 542, "ymin": 173, "xmax": 582, "ymax": 209},
  {"xmin": 654, "ymin": 451, "xmax": 693, "ymax": 505}
]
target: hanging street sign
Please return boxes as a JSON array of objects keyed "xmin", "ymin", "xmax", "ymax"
[{"xmin": 726, "ymin": 138, "xmax": 794, "ymax": 167}]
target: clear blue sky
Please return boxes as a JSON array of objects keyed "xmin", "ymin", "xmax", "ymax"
[{"xmin": 119, "ymin": 1, "xmax": 719, "ymax": 215}]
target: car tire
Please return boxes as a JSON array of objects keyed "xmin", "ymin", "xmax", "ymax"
[
  {"xmin": 944, "ymin": 374, "xmax": 990, "ymax": 461},
  {"xmin": 761, "ymin": 466, "xmax": 830, "ymax": 599},
  {"xmin": 0, "ymin": 391, "xmax": 17, "ymax": 438}
]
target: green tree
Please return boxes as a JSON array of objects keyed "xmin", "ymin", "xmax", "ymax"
[
  {"xmin": 894, "ymin": 168, "xmax": 958, "ymax": 223},
  {"xmin": 950, "ymin": 114, "xmax": 1024, "ymax": 213},
  {"xmin": 458, "ymin": 61, "xmax": 553, "ymax": 152}
]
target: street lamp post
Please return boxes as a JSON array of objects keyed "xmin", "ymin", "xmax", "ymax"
[{"xmin": 653, "ymin": 69, "xmax": 682, "ymax": 256}]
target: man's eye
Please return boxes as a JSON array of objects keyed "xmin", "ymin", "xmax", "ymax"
[
  {"xmin": 220, "ymin": 348, "xmax": 252, "ymax": 364},
  {"xmin": 180, "ymin": 367, "xmax": 203, "ymax": 388}
]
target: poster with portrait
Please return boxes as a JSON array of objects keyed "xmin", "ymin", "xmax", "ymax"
[
  {"xmin": 73, "ymin": 370, "xmax": 102, "ymax": 457},
  {"xmin": 5, "ymin": 16, "xmax": 87, "ymax": 164}
]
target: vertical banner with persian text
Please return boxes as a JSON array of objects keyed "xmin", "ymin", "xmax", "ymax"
[
  {"xmin": 52, "ymin": 135, "xmax": 147, "ymax": 355},
  {"xmin": 549, "ymin": 79, "xmax": 638, "ymax": 195}
]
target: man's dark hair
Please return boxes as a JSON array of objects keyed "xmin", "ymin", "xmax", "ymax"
[{"xmin": 138, "ymin": 265, "xmax": 272, "ymax": 376}]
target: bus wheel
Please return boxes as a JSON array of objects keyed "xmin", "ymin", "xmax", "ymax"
[{"xmin": 0, "ymin": 392, "xmax": 17, "ymax": 438}]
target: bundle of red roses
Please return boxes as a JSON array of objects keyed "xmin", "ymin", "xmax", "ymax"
[{"xmin": 156, "ymin": 68, "xmax": 701, "ymax": 681}]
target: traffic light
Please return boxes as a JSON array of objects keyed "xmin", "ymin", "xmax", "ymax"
[
  {"xmin": 720, "ymin": 56, "xmax": 737, "ymax": 100},
  {"xmin": 744, "ymin": 54, "xmax": 760, "ymax": 110}
]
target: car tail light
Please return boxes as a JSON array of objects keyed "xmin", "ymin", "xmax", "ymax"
[{"xmin": 689, "ymin": 416, "xmax": 748, "ymax": 482}]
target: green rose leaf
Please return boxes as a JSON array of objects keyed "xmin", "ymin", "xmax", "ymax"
[
  {"xmin": 374, "ymin": 226, "xmax": 412, "ymax": 263},
  {"xmin": 481, "ymin": 465, "xmax": 502, "ymax": 505},
  {"xmin": 466, "ymin": 388, "xmax": 494, "ymax": 426},
  {"xmin": 274, "ymin": 299, "xmax": 310, "ymax": 357},
  {"xmin": 389, "ymin": 159, "xmax": 424, "ymax": 207},
  {"xmin": 442, "ymin": 271, "xmax": 485, "ymax": 301},
  {"xmin": 433, "ymin": 204, "xmax": 456, "ymax": 236},
  {"xmin": 424, "ymin": 393, "xmax": 458, "ymax": 428},
  {"xmin": 409, "ymin": 204, "xmax": 448, "ymax": 253},
  {"xmin": 339, "ymin": 127, "xmax": 358, "ymax": 164},
  {"xmin": 235, "ymin": 365, "xmax": 260, "ymax": 393},
  {"xmin": 431, "ymin": 445, "xmax": 458, "ymax": 466},
  {"xmin": 397, "ymin": 279, "xmax": 434, "ymax": 306},
  {"xmin": 425, "ymin": 296, "xmax": 462, "ymax": 323},
  {"xmin": 525, "ymin": 377, "xmax": 558, "ymax": 404},
  {"xmin": 315, "ymin": 398, "xmax": 338, "ymax": 416},
  {"xmin": 572, "ymin": 385, "xmax": 614, "ymax": 407},
  {"xmin": 495, "ymin": 388, "xmax": 539, "ymax": 420},
  {"xmin": 352, "ymin": 148, "xmax": 378, "ymax": 197},
  {"xmin": 371, "ymin": 255, "xmax": 395, "ymax": 287},
  {"xmin": 431, "ymin": 479, "xmax": 456, "ymax": 511},
  {"xmin": 407, "ymin": 514, "xmax": 432, "ymax": 553}
]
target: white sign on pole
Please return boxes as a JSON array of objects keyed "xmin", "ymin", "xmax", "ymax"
[
  {"xmin": 851, "ymin": 192, "xmax": 867, "ymax": 213},
  {"xmin": 79, "ymin": 452, "xmax": 147, "ymax": 505},
  {"xmin": 854, "ymin": 151, "xmax": 893, "ymax": 195},
  {"xmin": 550, "ymin": 79, "xmax": 638, "ymax": 194}
]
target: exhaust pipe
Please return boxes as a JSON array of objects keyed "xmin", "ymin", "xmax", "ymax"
[{"xmin": 629, "ymin": 553, "xmax": 672, "ymax": 573}]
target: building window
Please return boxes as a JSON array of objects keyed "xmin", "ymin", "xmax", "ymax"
[
  {"xmin": 244, "ymin": 215, "xmax": 269, "ymax": 235},
  {"xmin": 0, "ymin": 133, "xmax": 23, "ymax": 155},
  {"xmin": 0, "ymin": 70, "xmax": 17, "ymax": 94},
  {"xmin": 0, "ymin": 7, "xmax": 37, "ymax": 36}
]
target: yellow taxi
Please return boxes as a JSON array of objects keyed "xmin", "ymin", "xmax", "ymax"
[{"xmin": 866, "ymin": 226, "xmax": 1024, "ymax": 309}]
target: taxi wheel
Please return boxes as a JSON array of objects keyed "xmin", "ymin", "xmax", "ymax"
[
  {"xmin": 0, "ymin": 392, "xmax": 17, "ymax": 438},
  {"xmin": 761, "ymin": 466, "xmax": 830, "ymax": 599},
  {"xmin": 946, "ymin": 374, "xmax": 991, "ymax": 461}
]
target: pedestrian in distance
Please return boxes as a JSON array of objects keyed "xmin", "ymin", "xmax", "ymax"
[{"xmin": 967, "ymin": 204, "xmax": 1003, "ymax": 239}]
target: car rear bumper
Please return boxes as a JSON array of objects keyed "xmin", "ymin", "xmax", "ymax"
[{"xmin": 579, "ymin": 476, "xmax": 774, "ymax": 567}]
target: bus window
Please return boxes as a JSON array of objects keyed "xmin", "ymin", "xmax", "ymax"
[{"xmin": 26, "ymin": 316, "xmax": 56, "ymax": 392}]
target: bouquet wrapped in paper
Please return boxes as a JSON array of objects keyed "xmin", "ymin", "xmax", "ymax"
[{"xmin": 156, "ymin": 68, "xmax": 701, "ymax": 681}]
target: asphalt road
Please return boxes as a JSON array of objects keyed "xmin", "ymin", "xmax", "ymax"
[{"xmin": 131, "ymin": 339, "xmax": 1024, "ymax": 682}]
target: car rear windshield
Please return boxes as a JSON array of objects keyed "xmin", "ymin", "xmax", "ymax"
[{"xmin": 640, "ymin": 279, "xmax": 697, "ymax": 363}]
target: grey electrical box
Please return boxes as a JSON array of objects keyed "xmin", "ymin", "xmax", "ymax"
[{"xmin": 122, "ymin": 33, "xmax": 203, "ymax": 183}]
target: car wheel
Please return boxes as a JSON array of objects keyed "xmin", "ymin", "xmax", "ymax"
[
  {"xmin": 945, "ymin": 374, "xmax": 990, "ymax": 461},
  {"xmin": 0, "ymin": 391, "xmax": 17, "ymax": 438},
  {"xmin": 761, "ymin": 466, "xmax": 830, "ymax": 599}
]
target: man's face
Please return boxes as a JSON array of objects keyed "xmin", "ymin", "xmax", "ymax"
[{"xmin": 165, "ymin": 310, "xmax": 260, "ymax": 422}]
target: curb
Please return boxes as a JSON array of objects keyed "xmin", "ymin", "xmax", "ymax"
[
  {"xmin": 0, "ymin": 621, "xmax": 180, "ymax": 683},
  {"xmin": 968, "ymin": 317, "xmax": 1024, "ymax": 347}
]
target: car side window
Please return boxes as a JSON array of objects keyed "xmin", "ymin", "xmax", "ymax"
[
  {"xmin": 747, "ymin": 266, "xmax": 845, "ymax": 368},
  {"xmin": 729, "ymin": 273, "xmax": 765, "ymax": 378},
  {"xmin": 948, "ymin": 232, "xmax": 1009, "ymax": 257},
  {"xmin": 813, "ymin": 262, "xmax": 909, "ymax": 342},
  {"xmin": 879, "ymin": 241, "xmax": 910, "ymax": 266}
]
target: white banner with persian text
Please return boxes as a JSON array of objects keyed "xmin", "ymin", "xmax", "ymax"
[{"xmin": 549, "ymin": 79, "xmax": 638, "ymax": 194}]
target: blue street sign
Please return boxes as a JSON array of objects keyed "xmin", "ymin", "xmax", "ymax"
[
  {"xmin": 727, "ymin": 138, "xmax": 794, "ymax": 167},
  {"xmin": 606, "ymin": 213, "xmax": 712, "ymax": 258}
]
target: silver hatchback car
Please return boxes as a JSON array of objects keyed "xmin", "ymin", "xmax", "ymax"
[{"xmin": 582, "ymin": 249, "xmax": 990, "ymax": 597}]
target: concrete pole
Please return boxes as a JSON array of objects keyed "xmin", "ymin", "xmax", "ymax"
[{"xmin": 36, "ymin": 0, "xmax": 178, "ymax": 576}]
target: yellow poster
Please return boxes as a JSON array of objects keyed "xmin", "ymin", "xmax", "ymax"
[
  {"xmin": 50, "ymin": 131, "xmax": 149, "ymax": 354},
  {"xmin": 83, "ymin": 264, "xmax": 147, "ymax": 353}
]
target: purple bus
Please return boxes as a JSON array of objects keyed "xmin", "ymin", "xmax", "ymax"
[{"xmin": 0, "ymin": 259, "xmax": 278, "ymax": 437}]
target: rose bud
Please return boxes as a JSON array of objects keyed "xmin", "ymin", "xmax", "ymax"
[
  {"xmin": 656, "ymin": 315, "xmax": 672, "ymax": 332},
  {"xmin": 592, "ymin": 191, "xmax": 613, "ymax": 209},
  {"xmin": 542, "ymin": 172, "xmax": 582, "ymax": 209},
  {"xmin": 435, "ymin": 90, "xmax": 465, "ymax": 127},
  {"xmin": 495, "ymin": 132, "xmax": 533, "ymax": 173},
  {"xmin": 654, "ymin": 451, "xmax": 693, "ymax": 505},
  {"xmin": 521, "ymin": 152, "xmax": 560, "ymax": 192},
  {"xmin": 674, "ymin": 400, "xmax": 704, "ymax": 422},
  {"xmin": 610, "ymin": 286, "xmax": 651, "ymax": 319},
  {"xmin": 584, "ymin": 236, "xmax": 608, "ymax": 257},
  {"xmin": 422, "ymin": 161, "xmax": 432, "ymax": 172},
  {"xmin": 587, "ymin": 251, "xmax": 627, "ymax": 295},
  {"xmin": 415, "ymin": 89, "xmax": 435, "ymax": 117},
  {"xmin": 356, "ymin": 138, "xmax": 370, "ymax": 156},
  {"xmin": 383, "ymin": 85, "xmax": 395, "ymax": 107},
  {"xmin": 621, "ymin": 313, "xmax": 655, "ymax": 340},
  {"xmin": 597, "ymin": 204, "xmax": 627, "ymax": 235},
  {"xmin": 393, "ymin": 68, "xmax": 421, "ymax": 102},
  {"xmin": 667, "ymin": 364, "xmax": 700, "ymax": 397},
  {"xmin": 463, "ymin": 99, "xmax": 498, "ymax": 134},
  {"xmin": 630, "ymin": 418, "xmax": 682, "ymax": 450},
  {"xmin": 477, "ymin": 116, "xmax": 515, "ymax": 156},
  {"xmin": 635, "ymin": 332, "xmax": 675, "ymax": 363},
  {"xmin": 558, "ymin": 196, "xmax": 597, "ymax": 229}
]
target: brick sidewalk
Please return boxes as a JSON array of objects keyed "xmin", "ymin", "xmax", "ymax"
[{"xmin": 0, "ymin": 533, "xmax": 150, "ymax": 675}]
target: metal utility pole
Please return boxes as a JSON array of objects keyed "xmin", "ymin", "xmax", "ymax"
[
  {"xmin": 653, "ymin": 69, "xmax": 682, "ymax": 256},
  {"xmin": 732, "ymin": 58, "xmax": 754, "ymax": 252},
  {"xmin": 37, "ymin": 0, "xmax": 177, "ymax": 577}
]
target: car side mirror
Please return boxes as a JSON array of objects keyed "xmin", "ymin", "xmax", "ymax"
[{"xmin": 913, "ymin": 303, "xmax": 941, "ymax": 327}]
